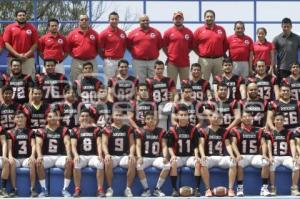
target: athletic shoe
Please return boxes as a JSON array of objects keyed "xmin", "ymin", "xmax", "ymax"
[
  {"xmin": 228, "ymin": 188, "xmax": 235, "ymax": 197},
  {"xmin": 205, "ymin": 189, "xmax": 212, "ymax": 197},
  {"xmin": 141, "ymin": 188, "xmax": 151, "ymax": 197},
  {"xmin": 62, "ymin": 189, "xmax": 71, "ymax": 197},
  {"xmin": 97, "ymin": 188, "xmax": 105, "ymax": 197},
  {"xmin": 73, "ymin": 187, "xmax": 80, "ymax": 197},
  {"xmin": 172, "ymin": 188, "xmax": 179, "ymax": 197},
  {"xmin": 124, "ymin": 187, "xmax": 133, "ymax": 197},
  {"xmin": 260, "ymin": 186, "xmax": 271, "ymax": 196},
  {"xmin": 236, "ymin": 186, "xmax": 244, "ymax": 197},
  {"xmin": 105, "ymin": 187, "xmax": 113, "ymax": 197},
  {"xmin": 1, "ymin": 188, "xmax": 9, "ymax": 198},
  {"xmin": 30, "ymin": 189, "xmax": 38, "ymax": 197},
  {"xmin": 38, "ymin": 188, "xmax": 49, "ymax": 197},
  {"xmin": 8, "ymin": 189, "xmax": 17, "ymax": 197},
  {"xmin": 194, "ymin": 188, "xmax": 201, "ymax": 197},
  {"xmin": 291, "ymin": 186, "xmax": 300, "ymax": 196},
  {"xmin": 269, "ymin": 186, "xmax": 276, "ymax": 196},
  {"xmin": 153, "ymin": 188, "xmax": 165, "ymax": 197}
]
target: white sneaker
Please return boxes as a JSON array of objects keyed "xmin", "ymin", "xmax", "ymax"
[
  {"xmin": 141, "ymin": 189, "xmax": 151, "ymax": 197},
  {"xmin": 153, "ymin": 188, "xmax": 165, "ymax": 197},
  {"xmin": 260, "ymin": 186, "xmax": 271, "ymax": 197},
  {"xmin": 124, "ymin": 187, "xmax": 133, "ymax": 197},
  {"xmin": 236, "ymin": 186, "xmax": 244, "ymax": 197},
  {"xmin": 105, "ymin": 187, "xmax": 113, "ymax": 197}
]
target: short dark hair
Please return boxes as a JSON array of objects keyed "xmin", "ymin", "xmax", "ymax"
[
  {"xmin": 82, "ymin": 62, "xmax": 94, "ymax": 69},
  {"xmin": 144, "ymin": 111, "xmax": 155, "ymax": 118},
  {"xmin": 280, "ymin": 83, "xmax": 290, "ymax": 90},
  {"xmin": 2, "ymin": 85, "xmax": 13, "ymax": 93},
  {"xmin": 118, "ymin": 59, "xmax": 129, "ymax": 67},
  {"xmin": 32, "ymin": 85, "xmax": 43, "ymax": 92},
  {"xmin": 257, "ymin": 27, "xmax": 267, "ymax": 35},
  {"xmin": 154, "ymin": 60, "xmax": 164, "ymax": 69},
  {"xmin": 222, "ymin": 58, "xmax": 233, "ymax": 65},
  {"xmin": 204, "ymin": 10, "xmax": 215, "ymax": 18},
  {"xmin": 109, "ymin": 11, "xmax": 119, "ymax": 19},
  {"xmin": 10, "ymin": 58, "xmax": 22, "ymax": 66},
  {"xmin": 138, "ymin": 83, "xmax": 147, "ymax": 89},
  {"xmin": 44, "ymin": 59, "xmax": 57, "ymax": 65},
  {"xmin": 80, "ymin": 108, "xmax": 91, "ymax": 117},
  {"xmin": 274, "ymin": 111, "xmax": 284, "ymax": 119},
  {"xmin": 63, "ymin": 84, "xmax": 76, "ymax": 94},
  {"xmin": 15, "ymin": 110, "xmax": 26, "ymax": 117},
  {"xmin": 181, "ymin": 82, "xmax": 192, "ymax": 91},
  {"xmin": 191, "ymin": 63, "xmax": 201, "ymax": 71},
  {"xmin": 15, "ymin": 9, "xmax": 26, "ymax": 17},
  {"xmin": 234, "ymin": 21, "xmax": 245, "ymax": 29},
  {"xmin": 177, "ymin": 104, "xmax": 189, "ymax": 113},
  {"xmin": 47, "ymin": 18, "xmax": 59, "ymax": 26},
  {"xmin": 217, "ymin": 82, "xmax": 228, "ymax": 90},
  {"xmin": 290, "ymin": 62, "xmax": 300, "ymax": 68},
  {"xmin": 282, "ymin": 17, "xmax": 292, "ymax": 25}
]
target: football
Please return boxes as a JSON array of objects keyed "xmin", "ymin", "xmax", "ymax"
[
  {"xmin": 179, "ymin": 186, "xmax": 194, "ymax": 197},
  {"xmin": 213, "ymin": 186, "xmax": 228, "ymax": 197}
]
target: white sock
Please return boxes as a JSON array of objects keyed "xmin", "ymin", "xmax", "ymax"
[
  {"xmin": 63, "ymin": 179, "xmax": 71, "ymax": 190},
  {"xmin": 140, "ymin": 178, "xmax": 148, "ymax": 190},
  {"xmin": 39, "ymin": 179, "xmax": 46, "ymax": 189},
  {"xmin": 156, "ymin": 178, "xmax": 165, "ymax": 189}
]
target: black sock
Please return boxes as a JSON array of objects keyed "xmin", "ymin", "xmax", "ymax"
[
  {"xmin": 195, "ymin": 176, "xmax": 201, "ymax": 188},
  {"xmin": 262, "ymin": 178, "xmax": 268, "ymax": 185},
  {"xmin": 237, "ymin": 180, "xmax": 243, "ymax": 185},
  {"xmin": 1, "ymin": 179, "xmax": 7, "ymax": 189},
  {"xmin": 171, "ymin": 176, "xmax": 177, "ymax": 189}
]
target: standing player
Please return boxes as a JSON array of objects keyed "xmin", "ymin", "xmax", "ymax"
[
  {"xmin": 246, "ymin": 60, "xmax": 279, "ymax": 101},
  {"xmin": 35, "ymin": 111, "xmax": 72, "ymax": 197},
  {"xmin": 102, "ymin": 109, "xmax": 136, "ymax": 197},
  {"xmin": 166, "ymin": 105, "xmax": 202, "ymax": 197},
  {"xmin": 267, "ymin": 84, "xmax": 300, "ymax": 131},
  {"xmin": 7, "ymin": 110, "xmax": 37, "ymax": 197},
  {"xmin": 199, "ymin": 111, "xmax": 237, "ymax": 197},
  {"xmin": 71, "ymin": 110, "xmax": 104, "ymax": 197},
  {"xmin": 266, "ymin": 112, "xmax": 300, "ymax": 196},
  {"xmin": 230, "ymin": 112, "xmax": 270, "ymax": 196},
  {"xmin": 213, "ymin": 58, "xmax": 246, "ymax": 100},
  {"xmin": 281, "ymin": 63, "xmax": 300, "ymax": 100}
]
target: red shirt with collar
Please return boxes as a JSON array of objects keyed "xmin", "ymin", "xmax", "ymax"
[
  {"xmin": 38, "ymin": 32, "xmax": 68, "ymax": 62},
  {"xmin": 67, "ymin": 27, "xmax": 98, "ymax": 60},
  {"xmin": 228, "ymin": 34, "xmax": 254, "ymax": 61},
  {"xmin": 98, "ymin": 26, "xmax": 126, "ymax": 59},
  {"xmin": 163, "ymin": 25, "xmax": 193, "ymax": 67},
  {"xmin": 253, "ymin": 40, "xmax": 274, "ymax": 66},
  {"xmin": 193, "ymin": 24, "xmax": 228, "ymax": 57},
  {"xmin": 127, "ymin": 27, "xmax": 163, "ymax": 60},
  {"xmin": 3, "ymin": 22, "xmax": 38, "ymax": 58},
  {"xmin": 0, "ymin": 35, "xmax": 4, "ymax": 49}
]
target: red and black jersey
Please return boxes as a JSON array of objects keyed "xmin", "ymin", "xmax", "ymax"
[
  {"xmin": 1, "ymin": 73, "xmax": 34, "ymax": 104},
  {"xmin": 265, "ymin": 129, "xmax": 293, "ymax": 156},
  {"xmin": 205, "ymin": 99, "xmax": 240, "ymax": 128},
  {"xmin": 173, "ymin": 101, "xmax": 203, "ymax": 126},
  {"xmin": 70, "ymin": 126, "xmax": 101, "ymax": 155},
  {"xmin": 23, "ymin": 103, "xmax": 51, "ymax": 129},
  {"xmin": 187, "ymin": 79, "xmax": 211, "ymax": 101},
  {"xmin": 131, "ymin": 100, "xmax": 156, "ymax": 128},
  {"xmin": 246, "ymin": 75, "xmax": 277, "ymax": 101},
  {"xmin": 268, "ymin": 100, "xmax": 300, "ymax": 129},
  {"xmin": 282, "ymin": 76, "xmax": 300, "ymax": 100},
  {"xmin": 36, "ymin": 127, "xmax": 69, "ymax": 155},
  {"xmin": 230, "ymin": 126, "xmax": 265, "ymax": 155},
  {"xmin": 74, "ymin": 76, "xmax": 102, "ymax": 105},
  {"xmin": 135, "ymin": 127, "xmax": 166, "ymax": 157},
  {"xmin": 213, "ymin": 74, "xmax": 244, "ymax": 100},
  {"xmin": 103, "ymin": 125, "xmax": 133, "ymax": 156},
  {"xmin": 240, "ymin": 98, "xmax": 268, "ymax": 127},
  {"xmin": 146, "ymin": 76, "xmax": 175, "ymax": 105},
  {"xmin": 6, "ymin": 128, "xmax": 34, "ymax": 158},
  {"xmin": 108, "ymin": 76, "xmax": 138, "ymax": 102},
  {"xmin": 95, "ymin": 101, "xmax": 113, "ymax": 128},
  {"xmin": 35, "ymin": 72, "xmax": 68, "ymax": 104},
  {"xmin": 54, "ymin": 101, "xmax": 80, "ymax": 128},
  {"xmin": 166, "ymin": 124, "xmax": 199, "ymax": 157},
  {"xmin": 0, "ymin": 102, "xmax": 22, "ymax": 130},
  {"xmin": 199, "ymin": 127, "xmax": 230, "ymax": 156}
]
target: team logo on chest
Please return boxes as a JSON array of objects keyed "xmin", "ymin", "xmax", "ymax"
[
  {"xmin": 26, "ymin": 29, "xmax": 32, "ymax": 35},
  {"xmin": 184, "ymin": 34, "xmax": 190, "ymax": 40},
  {"xmin": 90, "ymin": 34, "xmax": 95, "ymax": 40},
  {"xmin": 217, "ymin": 29, "xmax": 223, "ymax": 35},
  {"xmin": 150, "ymin": 33, "xmax": 156, "ymax": 38},
  {"xmin": 244, "ymin": 40, "xmax": 250, "ymax": 45},
  {"xmin": 57, "ymin": 39, "xmax": 63, "ymax": 44},
  {"xmin": 120, "ymin": 33, "xmax": 125, "ymax": 39}
]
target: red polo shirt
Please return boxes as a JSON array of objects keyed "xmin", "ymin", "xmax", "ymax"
[
  {"xmin": 228, "ymin": 34, "xmax": 253, "ymax": 61},
  {"xmin": 127, "ymin": 27, "xmax": 163, "ymax": 60},
  {"xmin": 193, "ymin": 24, "xmax": 228, "ymax": 58},
  {"xmin": 38, "ymin": 32, "xmax": 68, "ymax": 62},
  {"xmin": 98, "ymin": 26, "xmax": 126, "ymax": 59},
  {"xmin": 163, "ymin": 25, "xmax": 193, "ymax": 67},
  {"xmin": 67, "ymin": 27, "xmax": 98, "ymax": 60},
  {"xmin": 253, "ymin": 40, "xmax": 274, "ymax": 66},
  {"xmin": 0, "ymin": 35, "xmax": 4, "ymax": 49},
  {"xmin": 3, "ymin": 22, "xmax": 38, "ymax": 58}
]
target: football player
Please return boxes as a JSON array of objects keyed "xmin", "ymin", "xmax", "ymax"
[{"xmin": 281, "ymin": 63, "xmax": 300, "ymax": 100}]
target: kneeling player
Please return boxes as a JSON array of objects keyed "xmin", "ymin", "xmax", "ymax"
[
  {"xmin": 36, "ymin": 110, "xmax": 72, "ymax": 197},
  {"xmin": 7, "ymin": 110, "xmax": 37, "ymax": 197},
  {"xmin": 167, "ymin": 105, "xmax": 202, "ymax": 197},
  {"xmin": 102, "ymin": 109, "xmax": 136, "ymax": 197},
  {"xmin": 231, "ymin": 111, "xmax": 270, "ymax": 196},
  {"xmin": 199, "ymin": 111, "xmax": 237, "ymax": 197},
  {"xmin": 71, "ymin": 109, "xmax": 104, "ymax": 197},
  {"xmin": 135, "ymin": 111, "xmax": 170, "ymax": 197},
  {"xmin": 266, "ymin": 112, "xmax": 300, "ymax": 196}
]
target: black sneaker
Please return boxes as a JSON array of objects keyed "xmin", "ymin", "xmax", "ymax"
[
  {"xmin": 194, "ymin": 188, "xmax": 201, "ymax": 197},
  {"xmin": 8, "ymin": 189, "xmax": 17, "ymax": 197},
  {"xmin": 172, "ymin": 188, "xmax": 179, "ymax": 197}
]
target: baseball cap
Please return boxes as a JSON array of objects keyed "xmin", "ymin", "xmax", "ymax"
[{"xmin": 173, "ymin": 11, "xmax": 184, "ymax": 19}]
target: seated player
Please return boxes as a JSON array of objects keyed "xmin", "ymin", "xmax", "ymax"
[
  {"xmin": 71, "ymin": 109, "xmax": 104, "ymax": 197},
  {"xmin": 0, "ymin": 126, "xmax": 9, "ymax": 197},
  {"xmin": 230, "ymin": 111, "xmax": 270, "ymax": 197},
  {"xmin": 35, "ymin": 110, "xmax": 72, "ymax": 197},
  {"xmin": 102, "ymin": 108, "xmax": 136, "ymax": 197},
  {"xmin": 199, "ymin": 111, "xmax": 237, "ymax": 197},
  {"xmin": 265, "ymin": 112, "xmax": 300, "ymax": 196},
  {"xmin": 135, "ymin": 111, "xmax": 169, "ymax": 197},
  {"xmin": 166, "ymin": 105, "xmax": 202, "ymax": 197},
  {"xmin": 7, "ymin": 110, "xmax": 37, "ymax": 197}
]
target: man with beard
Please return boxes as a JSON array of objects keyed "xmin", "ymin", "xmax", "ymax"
[
  {"xmin": 193, "ymin": 10, "xmax": 228, "ymax": 81},
  {"xmin": 281, "ymin": 63, "xmax": 300, "ymax": 100},
  {"xmin": 127, "ymin": 15, "xmax": 163, "ymax": 83},
  {"xmin": 213, "ymin": 58, "xmax": 246, "ymax": 100},
  {"xmin": 163, "ymin": 11, "xmax": 193, "ymax": 83},
  {"xmin": 3, "ymin": 9, "xmax": 38, "ymax": 78},
  {"xmin": 38, "ymin": 18, "xmax": 68, "ymax": 74}
]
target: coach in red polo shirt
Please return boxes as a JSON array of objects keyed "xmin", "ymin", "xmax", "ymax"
[
  {"xmin": 98, "ymin": 11, "xmax": 126, "ymax": 81},
  {"xmin": 38, "ymin": 18, "xmax": 68, "ymax": 74},
  {"xmin": 228, "ymin": 21, "xmax": 254, "ymax": 78},
  {"xmin": 163, "ymin": 11, "xmax": 193, "ymax": 84},
  {"xmin": 67, "ymin": 14, "xmax": 98, "ymax": 82},
  {"xmin": 127, "ymin": 15, "xmax": 163, "ymax": 83},
  {"xmin": 193, "ymin": 10, "xmax": 228, "ymax": 81},
  {"xmin": 3, "ymin": 9, "xmax": 38, "ymax": 78}
]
